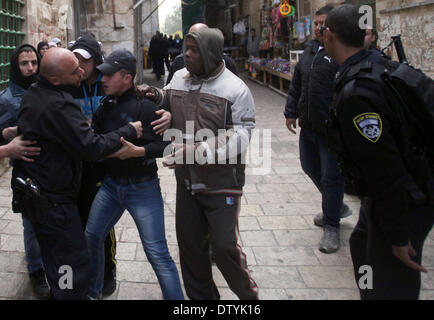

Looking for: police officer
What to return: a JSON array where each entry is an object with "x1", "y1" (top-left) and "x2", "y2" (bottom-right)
[
  {"x1": 323, "y1": 4, "x2": 433, "y2": 299},
  {"x1": 13, "y1": 48, "x2": 142, "y2": 300}
]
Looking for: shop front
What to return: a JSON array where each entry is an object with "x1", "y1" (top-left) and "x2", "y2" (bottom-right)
[{"x1": 243, "y1": 0, "x2": 311, "y2": 96}]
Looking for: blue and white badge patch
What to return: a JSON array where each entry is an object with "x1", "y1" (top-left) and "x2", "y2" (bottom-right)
[
  {"x1": 353, "y1": 113, "x2": 382, "y2": 143},
  {"x1": 226, "y1": 196, "x2": 235, "y2": 205}
]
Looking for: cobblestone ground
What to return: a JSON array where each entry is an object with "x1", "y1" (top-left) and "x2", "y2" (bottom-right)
[{"x1": 0, "y1": 70, "x2": 433, "y2": 300}]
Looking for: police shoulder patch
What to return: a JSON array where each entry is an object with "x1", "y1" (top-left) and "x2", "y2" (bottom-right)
[{"x1": 353, "y1": 112, "x2": 382, "y2": 143}]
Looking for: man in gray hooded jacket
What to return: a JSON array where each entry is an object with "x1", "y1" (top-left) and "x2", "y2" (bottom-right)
[{"x1": 116, "y1": 28, "x2": 258, "y2": 300}]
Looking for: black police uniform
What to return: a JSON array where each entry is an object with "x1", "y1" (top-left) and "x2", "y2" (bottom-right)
[
  {"x1": 13, "y1": 75, "x2": 138, "y2": 299},
  {"x1": 328, "y1": 49, "x2": 434, "y2": 299}
]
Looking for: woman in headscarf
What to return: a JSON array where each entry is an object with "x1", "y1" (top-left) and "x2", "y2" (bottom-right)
[{"x1": 37, "y1": 41, "x2": 49, "y2": 58}]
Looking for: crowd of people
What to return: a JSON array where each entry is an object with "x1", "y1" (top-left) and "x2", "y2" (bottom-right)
[
  {"x1": 0, "y1": 3, "x2": 432, "y2": 302},
  {"x1": 148, "y1": 31, "x2": 183, "y2": 81},
  {"x1": 0, "y1": 24, "x2": 256, "y2": 301}
]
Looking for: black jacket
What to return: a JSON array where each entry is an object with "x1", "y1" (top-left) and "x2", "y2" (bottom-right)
[
  {"x1": 93, "y1": 88, "x2": 170, "y2": 179},
  {"x1": 284, "y1": 40, "x2": 338, "y2": 136},
  {"x1": 330, "y1": 49, "x2": 431, "y2": 246},
  {"x1": 13, "y1": 76, "x2": 137, "y2": 203}
]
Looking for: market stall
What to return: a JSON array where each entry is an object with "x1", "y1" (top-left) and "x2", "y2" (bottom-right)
[{"x1": 244, "y1": 0, "x2": 312, "y2": 96}]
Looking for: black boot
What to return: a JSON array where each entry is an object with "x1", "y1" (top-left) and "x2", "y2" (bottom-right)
[
  {"x1": 29, "y1": 269, "x2": 51, "y2": 299},
  {"x1": 102, "y1": 267, "x2": 117, "y2": 296}
]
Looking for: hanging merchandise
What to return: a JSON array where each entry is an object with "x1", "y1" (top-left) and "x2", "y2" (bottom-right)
[
  {"x1": 279, "y1": 0, "x2": 295, "y2": 17},
  {"x1": 295, "y1": 21, "x2": 306, "y2": 42},
  {"x1": 305, "y1": 17, "x2": 311, "y2": 37},
  {"x1": 272, "y1": 6, "x2": 280, "y2": 25},
  {"x1": 233, "y1": 20, "x2": 247, "y2": 35}
]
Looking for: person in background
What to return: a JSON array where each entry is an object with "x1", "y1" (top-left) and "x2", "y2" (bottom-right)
[
  {"x1": 37, "y1": 42, "x2": 49, "y2": 58},
  {"x1": 246, "y1": 28, "x2": 261, "y2": 57},
  {"x1": 149, "y1": 32, "x2": 165, "y2": 81},
  {"x1": 284, "y1": 4, "x2": 352, "y2": 254},
  {"x1": 51, "y1": 37, "x2": 62, "y2": 48},
  {"x1": 363, "y1": 27, "x2": 378, "y2": 50}
]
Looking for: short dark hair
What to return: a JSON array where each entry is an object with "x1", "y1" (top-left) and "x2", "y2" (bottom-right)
[
  {"x1": 315, "y1": 4, "x2": 334, "y2": 16},
  {"x1": 119, "y1": 69, "x2": 136, "y2": 82},
  {"x1": 325, "y1": 4, "x2": 365, "y2": 48}
]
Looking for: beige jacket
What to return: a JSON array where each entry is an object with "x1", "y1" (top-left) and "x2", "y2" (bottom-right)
[{"x1": 155, "y1": 63, "x2": 256, "y2": 192}]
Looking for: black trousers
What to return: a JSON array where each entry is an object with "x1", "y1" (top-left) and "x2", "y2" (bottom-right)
[
  {"x1": 175, "y1": 183, "x2": 258, "y2": 300},
  {"x1": 77, "y1": 163, "x2": 116, "y2": 276},
  {"x1": 28, "y1": 203, "x2": 90, "y2": 300},
  {"x1": 350, "y1": 197, "x2": 433, "y2": 299}
]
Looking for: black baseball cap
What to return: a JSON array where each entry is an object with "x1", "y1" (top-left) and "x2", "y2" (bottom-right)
[
  {"x1": 96, "y1": 49, "x2": 136, "y2": 75},
  {"x1": 71, "y1": 34, "x2": 104, "y2": 65}
]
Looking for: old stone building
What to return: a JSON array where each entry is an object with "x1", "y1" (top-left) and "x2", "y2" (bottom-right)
[
  {"x1": 23, "y1": 0, "x2": 75, "y2": 47},
  {"x1": 20, "y1": 0, "x2": 160, "y2": 70}
]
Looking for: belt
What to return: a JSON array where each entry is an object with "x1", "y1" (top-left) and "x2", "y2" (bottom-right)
[{"x1": 109, "y1": 174, "x2": 157, "y2": 185}]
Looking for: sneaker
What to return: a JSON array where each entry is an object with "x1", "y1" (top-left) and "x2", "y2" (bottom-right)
[
  {"x1": 319, "y1": 225, "x2": 340, "y2": 254},
  {"x1": 102, "y1": 267, "x2": 117, "y2": 296},
  {"x1": 29, "y1": 269, "x2": 51, "y2": 299},
  {"x1": 313, "y1": 203, "x2": 353, "y2": 227}
]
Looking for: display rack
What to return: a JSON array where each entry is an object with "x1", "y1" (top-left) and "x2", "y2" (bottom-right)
[{"x1": 246, "y1": 61, "x2": 292, "y2": 97}]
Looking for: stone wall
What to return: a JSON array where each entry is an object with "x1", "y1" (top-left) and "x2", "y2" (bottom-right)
[
  {"x1": 309, "y1": 0, "x2": 433, "y2": 77},
  {"x1": 376, "y1": 0, "x2": 433, "y2": 77},
  {"x1": 22, "y1": 0, "x2": 75, "y2": 48},
  {"x1": 84, "y1": 0, "x2": 159, "y2": 56}
]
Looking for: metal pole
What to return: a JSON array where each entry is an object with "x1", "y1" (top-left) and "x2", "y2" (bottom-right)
[
  {"x1": 136, "y1": 0, "x2": 144, "y2": 84},
  {"x1": 142, "y1": 0, "x2": 167, "y2": 25}
]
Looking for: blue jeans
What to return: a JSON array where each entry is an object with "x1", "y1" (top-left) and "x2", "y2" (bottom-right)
[
  {"x1": 22, "y1": 216, "x2": 44, "y2": 274},
  {"x1": 85, "y1": 176, "x2": 184, "y2": 300},
  {"x1": 299, "y1": 128, "x2": 345, "y2": 228}
]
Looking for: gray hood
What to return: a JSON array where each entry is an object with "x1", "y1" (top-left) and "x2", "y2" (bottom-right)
[{"x1": 184, "y1": 28, "x2": 224, "y2": 78}]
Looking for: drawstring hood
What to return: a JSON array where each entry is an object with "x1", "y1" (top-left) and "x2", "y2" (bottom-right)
[
  {"x1": 184, "y1": 28, "x2": 224, "y2": 79},
  {"x1": 9, "y1": 44, "x2": 40, "y2": 90}
]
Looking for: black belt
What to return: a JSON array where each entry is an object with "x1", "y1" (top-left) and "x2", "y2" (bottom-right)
[{"x1": 109, "y1": 173, "x2": 157, "y2": 185}]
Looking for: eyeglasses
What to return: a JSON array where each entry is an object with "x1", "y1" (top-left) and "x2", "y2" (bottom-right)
[{"x1": 320, "y1": 26, "x2": 333, "y2": 36}]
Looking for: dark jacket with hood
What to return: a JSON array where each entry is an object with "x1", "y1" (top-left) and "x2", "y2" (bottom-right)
[
  {"x1": 284, "y1": 39, "x2": 339, "y2": 136},
  {"x1": 154, "y1": 28, "x2": 256, "y2": 192},
  {"x1": 69, "y1": 34, "x2": 105, "y2": 119},
  {"x1": 0, "y1": 44, "x2": 40, "y2": 144}
]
